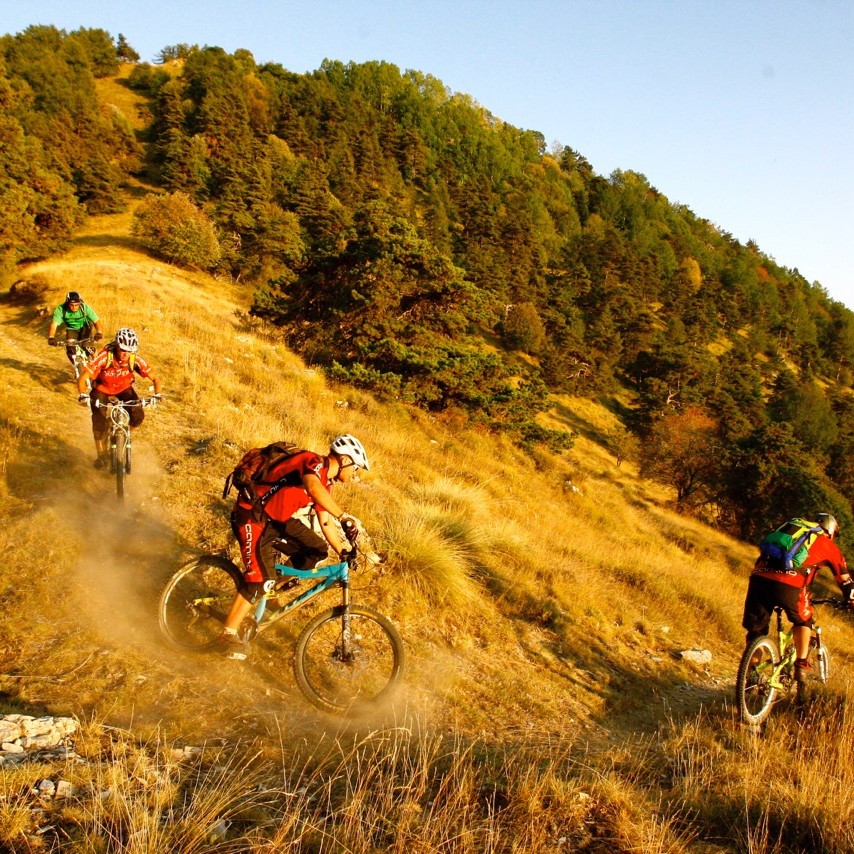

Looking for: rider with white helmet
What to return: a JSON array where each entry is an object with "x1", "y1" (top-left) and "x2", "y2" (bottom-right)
[
  {"x1": 216, "y1": 433, "x2": 371, "y2": 660},
  {"x1": 77, "y1": 328, "x2": 162, "y2": 468}
]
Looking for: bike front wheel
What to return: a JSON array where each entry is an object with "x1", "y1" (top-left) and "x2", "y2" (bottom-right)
[
  {"x1": 158, "y1": 555, "x2": 242, "y2": 651},
  {"x1": 736, "y1": 635, "x2": 782, "y2": 726},
  {"x1": 73, "y1": 356, "x2": 91, "y2": 390},
  {"x1": 294, "y1": 605, "x2": 405, "y2": 714},
  {"x1": 114, "y1": 432, "x2": 127, "y2": 499}
]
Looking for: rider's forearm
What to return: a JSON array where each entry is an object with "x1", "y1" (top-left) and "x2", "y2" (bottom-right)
[
  {"x1": 319, "y1": 513, "x2": 348, "y2": 555},
  {"x1": 304, "y1": 477, "x2": 344, "y2": 519}
]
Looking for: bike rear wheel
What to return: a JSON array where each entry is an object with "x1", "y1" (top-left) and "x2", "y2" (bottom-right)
[
  {"x1": 158, "y1": 555, "x2": 242, "y2": 651},
  {"x1": 294, "y1": 605, "x2": 405, "y2": 714},
  {"x1": 736, "y1": 635, "x2": 782, "y2": 726},
  {"x1": 812, "y1": 642, "x2": 831, "y2": 684}
]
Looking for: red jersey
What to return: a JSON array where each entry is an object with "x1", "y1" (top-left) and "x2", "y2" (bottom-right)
[
  {"x1": 236, "y1": 450, "x2": 332, "y2": 522},
  {"x1": 752, "y1": 533, "x2": 848, "y2": 589},
  {"x1": 88, "y1": 348, "x2": 153, "y2": 395}
]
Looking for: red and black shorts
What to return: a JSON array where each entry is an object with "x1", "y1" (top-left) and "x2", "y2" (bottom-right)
[
  {"x1": 230, "y1": 504, "x2": 329, "y2": 586},
  {"x1": 742, "y1": 574, "x2": 813, "y2": 639}
]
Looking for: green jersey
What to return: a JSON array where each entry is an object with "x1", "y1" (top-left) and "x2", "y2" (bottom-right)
[{"x1": 51, "y1": 302, "x2": 99, "y2": 331}]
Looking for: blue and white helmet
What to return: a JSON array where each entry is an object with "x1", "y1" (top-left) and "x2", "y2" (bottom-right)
[
  {"x1": 330, "y1": 434, "x2": 369, "y2": 470},
  {"x1": 115, "y1": 327, "x2": 139, "y2": 353}
]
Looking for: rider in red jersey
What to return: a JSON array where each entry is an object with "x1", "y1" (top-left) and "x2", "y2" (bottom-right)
[
  {"x1": 742, "y1": 513, "x2": 854, "y2": 680},
  {"x1": 216, "y1": 435, "x2": 369, "y2": 660},
  {"x1": 77, "y1": 328, "x2": 162, "y2": 468}
]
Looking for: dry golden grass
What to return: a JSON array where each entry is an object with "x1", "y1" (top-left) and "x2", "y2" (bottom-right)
[{"x1": 2, "y1": 203, "x2": 854, "y2": 851}]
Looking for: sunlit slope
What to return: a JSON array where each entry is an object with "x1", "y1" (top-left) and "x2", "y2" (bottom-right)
[{"x1": 4, "y1": 217, "x2": 851, "y2": 748}]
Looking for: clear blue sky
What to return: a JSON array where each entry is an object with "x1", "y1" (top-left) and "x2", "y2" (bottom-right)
[{"x1": 6, "y1": 1, "x2": 854, "y2": 309}]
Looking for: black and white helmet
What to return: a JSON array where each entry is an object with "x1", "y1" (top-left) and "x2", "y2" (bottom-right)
[
  {"x1": 816, "y1": 513, "x2": 839, "y2": 539},
  {"x1": 115, "y1": 327, "x2": 139, "y2": 353},
  {"x1": 65, "y1": 291, "x2": 82, "y2": 304},
  {"x1": 330, "y1": 434, "x2": 369, "y2": 470}
]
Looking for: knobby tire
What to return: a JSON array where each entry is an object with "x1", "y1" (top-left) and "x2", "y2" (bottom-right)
[
  {"x1": 294, "y1": 604, "x2": 405, "y2": 714},
  {"x1": 736, "y1": 635, "x2": 781, "y2": 726},
  {"x1": 812, "y1": 642, "x2": 831, "y2": 684},
  {"x1": 158, "y1": 555, "x2": 242, "y2": 651},
  {"x1": 115, "y1": 431, "x2": 127, "y2": 500}
]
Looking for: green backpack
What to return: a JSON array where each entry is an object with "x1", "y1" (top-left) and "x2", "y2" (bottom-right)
[{"x1": 758, "y1": 518, "x2": 824, "y2": 571}]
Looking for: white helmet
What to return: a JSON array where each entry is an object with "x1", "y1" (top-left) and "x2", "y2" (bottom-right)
[
  {"x1": 330, "y1": 434, "x2": 369, "y2": 470},
  {"x1": 115, "y1": 327, "x2": 139, "y2": 353},
  {"x1": 816, "y1": 513, "x2": 839, "y2": 539}
]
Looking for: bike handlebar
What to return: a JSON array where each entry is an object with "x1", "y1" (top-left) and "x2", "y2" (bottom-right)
[
  {"x1": 51, "y1": 338, "x2": 96, "y2": 346},
  {"x1": 93, "y1": 397, "x2": 160, "y2": 409},
  {"x1": 812, "y1": 597, "x2": 847, "y2": 609}
]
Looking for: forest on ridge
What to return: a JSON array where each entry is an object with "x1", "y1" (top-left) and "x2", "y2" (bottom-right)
[{"x1": 3, "y1": 24, "x2": 854, "y2": 542}]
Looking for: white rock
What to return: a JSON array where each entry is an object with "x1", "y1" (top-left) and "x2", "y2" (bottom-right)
[
  {"x1": 679, "y1": 648, "x2": 712, "y2": 664},
  {"x1": 55, "y1": 781, "x2": 76, "y2": 798}
]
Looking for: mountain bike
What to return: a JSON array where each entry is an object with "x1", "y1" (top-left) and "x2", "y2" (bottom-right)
[
  {"x1": 157, "y1": 539, "x2": 405, "y2": 714},
  {"x1": 735, "y1": 597, "x2": 845, "y2": 726},
  {"x1": 93, "y1": 396, "x2": 160, "y2": 500},
  {"x1": 51, "y1": 337, "x2": 96, "y2": 389}
]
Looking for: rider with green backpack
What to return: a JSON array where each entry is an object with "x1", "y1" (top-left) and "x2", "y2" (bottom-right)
[
  {"x1": 742, "y1": 513, "x2": 854, "y2": 680},
  {"x1": 47, "y1": 291, "x2": 103, "y2": 365}
]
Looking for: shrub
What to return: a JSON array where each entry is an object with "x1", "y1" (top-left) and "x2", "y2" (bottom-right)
[
  {"x1": 501, "y1": 302, "x2": 546, "y2": 354},
  {"x1": 132, "y1": 192, "x2": 222, "y2": 269}
]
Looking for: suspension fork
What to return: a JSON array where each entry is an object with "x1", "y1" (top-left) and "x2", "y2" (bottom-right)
[{"x1": 340, "y1": 579, "x2": 353, "y2": 653}]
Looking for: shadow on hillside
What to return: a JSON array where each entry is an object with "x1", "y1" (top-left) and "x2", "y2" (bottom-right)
[
  {"x1": 550, "y1": 398, "x2": 610, "y2": 446},
  {"x1": 122, "y1": 181, "x2": 155, "y2": 200},
  {"x1": 0, "y1": 353, "x2": 76, "y2": 392},
  {"x1": 0, "y1": 692, "x2": 61, "y2": 720},
  {"x1": 472, "y1": 559, "x2": 734, "y2": 735},
  {"x1": 72, "y1": 234, "x2": 144, "y2": 251},
  {"x1": 550, "y1": 395, "x2": 638, "y2": 449}
]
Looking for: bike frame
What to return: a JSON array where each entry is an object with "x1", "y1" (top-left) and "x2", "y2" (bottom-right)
[
  {"x1": 767, "y1": 608, "x2": 796, "y2": 689},
  {"x1": 69, "y1": 339, "x2": 95, "y2": 377},
  {"x1": 250, "y1": 559, "x2": 351, "y2": 637},
  {"x1": 765, "y1": 604, "x2": 827, "y2": 690},
  {"x1": 104, "y1": 400, "x2": 132, "y2": 443},
  {"x1": 94, "y1": 397, "x2": 154, "y2": 442},
  {"x1": 53, "y1": 337, "x2": 95, "y2": 384}
]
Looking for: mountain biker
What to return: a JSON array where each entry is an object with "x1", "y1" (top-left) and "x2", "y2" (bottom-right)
[
  {"x1": 215, "y1": 434, "x2": 370, "y2": 660},
  {"x1": 77, "y1": 328, "x2": 162, "y2": 469},
  {"x1": 47, "y1": 291, "x2": 103, "y2": 364},
  {"x1": 742, "y1": 512, "x2": 854, "y2": 680}
]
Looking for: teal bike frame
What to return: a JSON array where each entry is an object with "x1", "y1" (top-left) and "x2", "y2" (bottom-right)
[{"x1": 248, "y1": 556, "x2": 353, "y2": 636}]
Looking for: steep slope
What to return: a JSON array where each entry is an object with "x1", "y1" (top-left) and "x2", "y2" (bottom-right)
[
  {"x1": 1, "y1": 207, "x2": 759, "y2": 741},
  {"x1": 5, "y1": 205, "x2": 854, "y2": 852}
]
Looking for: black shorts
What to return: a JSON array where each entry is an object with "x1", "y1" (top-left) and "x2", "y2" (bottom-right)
[
  {"x1": 89, "y1": 386, "x2": 144, "y2": 438},
  {"x1": 742, "y1": 574, "x2": 813, "y2": 637}
]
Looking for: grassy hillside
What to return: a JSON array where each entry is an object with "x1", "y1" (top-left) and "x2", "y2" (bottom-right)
[{"x1": 2, "y1": 202, "x2": 854, "y2": 851}]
